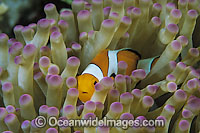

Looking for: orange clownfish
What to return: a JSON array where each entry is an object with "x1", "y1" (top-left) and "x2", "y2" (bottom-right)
[{"x1": 77, "y1": 48, "x2": 159, "y2": 102}]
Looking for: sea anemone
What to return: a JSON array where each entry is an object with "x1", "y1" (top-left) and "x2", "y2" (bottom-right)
[{"x1": 0, "y1": 0, "x2": 200, "y2": 132}]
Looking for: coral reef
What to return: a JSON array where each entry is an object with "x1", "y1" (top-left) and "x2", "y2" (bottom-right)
[{"x1": 0, "y1": 0, "x2": 200, "y2": 132}]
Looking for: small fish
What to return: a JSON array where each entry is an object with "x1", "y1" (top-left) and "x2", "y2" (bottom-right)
[{"x1": 77, "y1": 48, "x2": 158, "y2": 102}]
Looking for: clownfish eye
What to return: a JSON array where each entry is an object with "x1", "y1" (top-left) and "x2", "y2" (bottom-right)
[{"x1": 94, "y1": 81, "x2": 97, "y2": 85}]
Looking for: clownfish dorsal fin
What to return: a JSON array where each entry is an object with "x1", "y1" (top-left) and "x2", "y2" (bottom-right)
[{"x1": 122, "y1": 48, "x2": 141, "y2": 59}]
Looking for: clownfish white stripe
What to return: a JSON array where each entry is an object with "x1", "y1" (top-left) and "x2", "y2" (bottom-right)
[
  {"x1": 82, "y1": 64, "x2": 104, "y2": 81},
  {"x1": 107, "y1": 50, "x2": 119, "y2": 77},
  {"x1": 137, "y1": 56, "x2": 159, "y2": 75}
]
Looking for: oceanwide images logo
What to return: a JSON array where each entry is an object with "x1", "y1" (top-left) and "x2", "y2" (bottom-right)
[{"x1": 35, "y1": 116, "x2": 165, "y2": 129}]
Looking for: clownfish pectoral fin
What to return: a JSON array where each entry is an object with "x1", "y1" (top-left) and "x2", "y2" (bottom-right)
[
  {"x1": 110, "y1": 73, "x2": 116, "y2": 80},
  {"x1": 110, "y1": 73, "x2": 116, "y2": 78},
  {"x1": 137, "y1": 56, "x2": 160, "y2": 76}
]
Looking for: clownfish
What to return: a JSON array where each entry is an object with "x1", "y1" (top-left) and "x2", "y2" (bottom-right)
[{"x1": 77, "y1": 48, "x2": 159, "y2": 102}]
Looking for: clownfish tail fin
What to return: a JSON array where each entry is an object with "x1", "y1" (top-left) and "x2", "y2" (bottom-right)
[
  {"x1": 125, "y1": 48, "x2": 142, "y2": 59},
  {"x1": 137, "y1": 56, "x2": 160, "y2": 76}
]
